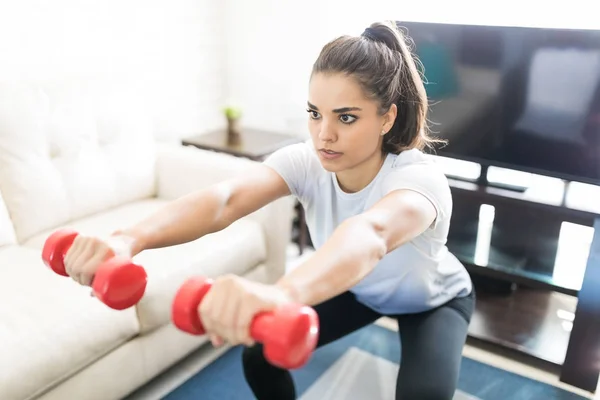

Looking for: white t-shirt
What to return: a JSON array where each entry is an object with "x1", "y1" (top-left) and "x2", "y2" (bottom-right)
[{"x1": 264, "y1": 141, "x2": 472, "y2": 315}]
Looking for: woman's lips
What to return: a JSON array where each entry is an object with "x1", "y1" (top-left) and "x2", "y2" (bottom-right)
[{"x1": 319, "y1": 149, "x2": 343, "y2": 160}]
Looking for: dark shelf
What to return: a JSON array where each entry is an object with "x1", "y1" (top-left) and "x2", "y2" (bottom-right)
[
  {"x1": 447, "y1": 238, "x2": 583, "y2": 296},
  {"x1": 448, "y1": 177, "x2": 600, "y2": 226},
  {"x1": 445, "y1": 175, "x2": 596, "y2": 296},
  {"x1": 468, "y1": 284, "x2": 576, "y2": 366}
]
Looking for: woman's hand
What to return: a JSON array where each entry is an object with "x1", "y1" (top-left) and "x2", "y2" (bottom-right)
[
  {"x1": 63, "y1": 232, "x2": 137, "y2": 287},
  {"x1": 199, "y1": 274, "x2": 295, "y2": 347}
]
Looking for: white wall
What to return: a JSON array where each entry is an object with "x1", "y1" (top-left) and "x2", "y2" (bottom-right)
[
  {"x1": 0, "y1": 0, "x2": 227, "y2": 140},
  {"x1": 1, "y1": 0, "x2": 597, "y2": 140},
  {"x1": 222, "y1": 0, "x2": 372, "y2": 138},
  {"x1": 222, "y1": 0, "x2": 600, "y2": 137}
]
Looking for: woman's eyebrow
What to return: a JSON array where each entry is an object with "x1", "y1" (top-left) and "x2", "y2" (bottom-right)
[
  {"x1": 307, "y1": 101, "x2": 362, "y2": 113},
  {"x1": 332, "y1": 106, "x2": 362, "y2": 113},
  {"x1": 307, "y1": 101, "x2": 319, "y2": 110}
]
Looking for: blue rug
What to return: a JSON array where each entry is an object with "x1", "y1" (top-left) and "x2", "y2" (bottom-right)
[{"x1": 164, "y1": 323, "x2": 587, "y2": 400}]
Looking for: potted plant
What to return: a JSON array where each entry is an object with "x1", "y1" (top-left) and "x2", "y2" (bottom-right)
[{"x1": 223, "y1": 106, "x2": 242, "y2": 146}]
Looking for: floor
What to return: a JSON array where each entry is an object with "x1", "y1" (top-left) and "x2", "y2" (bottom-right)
[{"x1": 126, "y1": 244, "x2": 599, "y2": 400}]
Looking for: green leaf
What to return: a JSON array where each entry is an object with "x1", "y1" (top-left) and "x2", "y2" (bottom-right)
[{"x1": 223, "y1": 106, "x2": 242, "y2": 119}]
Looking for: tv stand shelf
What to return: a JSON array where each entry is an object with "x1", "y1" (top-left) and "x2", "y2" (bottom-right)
[
  {"x1": 447, "y1": 177, "x2": 600, "y2": 393},
  {"x1": 448, "y1": 237, "x2": 581, "y2": 296},
  {"x1": 448, "y1": 177, "x2": 600, "y2": 225},
  {"x1": 467, "y1": 284, "x2": 577, "y2": 367}
]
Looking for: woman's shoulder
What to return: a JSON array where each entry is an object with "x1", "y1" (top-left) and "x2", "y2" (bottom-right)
[
  {"x1": 262, "y1": 139, "x2": 327, "y2": 192},
  {"x1": 386, "y1": 149, "x2": 446, "y2": 176},
  {"x1": 380, "y1": 149, "x2": 452, "y2": 218}
]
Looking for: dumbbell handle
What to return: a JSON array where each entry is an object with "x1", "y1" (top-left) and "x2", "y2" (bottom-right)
[{"x1": 171, "y1": 277, "x2": 285, "y2": 338}]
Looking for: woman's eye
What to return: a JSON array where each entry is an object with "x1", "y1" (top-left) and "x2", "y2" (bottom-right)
[
  {"x1": 306, "y1": 109, "x2": 321, "y2": 119},
  {"x1": 340, "y1": 114, "x2": 357, "y2": 124}
]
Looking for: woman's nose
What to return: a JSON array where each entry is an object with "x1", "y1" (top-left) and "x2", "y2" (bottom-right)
[{"x1": 318, "y1": 121, "x2": 336, "y2": 142}]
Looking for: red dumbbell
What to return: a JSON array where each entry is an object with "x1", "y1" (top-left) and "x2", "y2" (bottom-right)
[
  {"x1": 171, "y1": 276, "x2": 319, "y2": 369},
  {"x1": 42, "y1": 229, "x2": 148, "y2": 310}
]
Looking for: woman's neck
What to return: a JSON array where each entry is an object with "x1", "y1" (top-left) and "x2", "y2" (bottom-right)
[{"x1": 336, "y1": 151, "x2": 386, "y2": 193}]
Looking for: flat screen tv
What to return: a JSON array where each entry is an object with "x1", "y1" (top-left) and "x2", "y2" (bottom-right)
[{"x1": 399, "y1": 20, "x2": 600, "y2": 186}]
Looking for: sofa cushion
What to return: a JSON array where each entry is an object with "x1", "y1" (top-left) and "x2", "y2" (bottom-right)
[
  {"x1": 23, "y1": 198, "x2": 268, "y2": 333},
  {"x1": 0, "y1": 191, "x2": 16, "y2": 247},
  {"x1": 0, "y1": 83, "x2": 156, "y2": 243},
  {"x1": 132, "y1": 218, "x2": 267, "y2": 333},
  {"x1": 0, "y1": 246, "x2": 140, "y2": 400},
  {"x1": 22, "y1": 199, "x2": 173, "y2": 250}
]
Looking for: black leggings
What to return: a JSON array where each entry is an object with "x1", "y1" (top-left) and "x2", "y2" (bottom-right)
[{"x1": 242, "y1": 288, "x2": 475, "y2": 400}]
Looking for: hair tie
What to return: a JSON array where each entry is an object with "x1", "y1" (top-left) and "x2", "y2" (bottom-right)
[{"x1": 362, "y1": 27, "x2": 383, "y2": 43}]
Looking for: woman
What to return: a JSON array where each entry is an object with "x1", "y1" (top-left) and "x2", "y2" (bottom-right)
[{"x1": 64, "y1": 20, "x2": 474, "y2": 399}]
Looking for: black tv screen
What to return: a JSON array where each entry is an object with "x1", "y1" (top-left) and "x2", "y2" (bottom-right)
[{"x1": 400, "y1": 20, "x2": 600, "y2": 185}]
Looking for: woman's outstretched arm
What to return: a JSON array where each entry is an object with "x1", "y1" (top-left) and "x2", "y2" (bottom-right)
[
  {"x1": 122, "y1": 163, "x2": 291, "y2": 256},
  {"x1": 276, "y1": 189, "x2": 437, "y2": 306},
  {"x1": 63, "y1": 163, "x2": 290, "y2": 286}
]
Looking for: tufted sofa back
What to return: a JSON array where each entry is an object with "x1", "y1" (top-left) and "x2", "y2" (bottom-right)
[{"x1": 0, "y1": 82, "x2": 157, "y2": 243}]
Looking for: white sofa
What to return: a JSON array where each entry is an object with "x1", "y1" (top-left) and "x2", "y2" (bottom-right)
[{"x1": 0, "y1": 83, "x2": 294, "y2": 400}]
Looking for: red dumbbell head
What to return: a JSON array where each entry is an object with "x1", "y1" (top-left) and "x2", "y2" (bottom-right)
[
  {"x1": 42, "y1": 229, "x2": 79, "y2": 276},
  {"x1": 171, "y1": 276, "x2": 213, "y2": 334},
  {"x1": 92, "y1": 256, "x2": 148, "y2": 310},
  {"x1": 252, "y1": 304, "x2": 319, "y2": 369}
]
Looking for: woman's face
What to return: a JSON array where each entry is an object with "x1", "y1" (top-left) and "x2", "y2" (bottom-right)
[{"x1": 307, "y1": 72, "x2": 396, "y2": 174}]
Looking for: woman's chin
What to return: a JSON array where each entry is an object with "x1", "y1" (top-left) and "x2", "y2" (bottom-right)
[{"x1": 319, "y1": 160, "x2": 345, "y2": 173}]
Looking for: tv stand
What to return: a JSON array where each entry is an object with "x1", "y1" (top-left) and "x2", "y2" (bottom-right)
[{"x1": 446, "y1": 170, "x2": 600, "y2": 393}]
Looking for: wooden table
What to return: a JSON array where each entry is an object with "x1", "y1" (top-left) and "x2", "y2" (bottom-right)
[
  {"x1": 182, "y1": 128, "x2": 303, "y2": 162},
  {"x1": 182, "y1": 128, "x2": 311, "y2": 254}
]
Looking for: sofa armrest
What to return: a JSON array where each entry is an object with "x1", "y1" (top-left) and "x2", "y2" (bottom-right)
[{"x1": 154, "y1": 143, "x2": 294, "y2": 283}]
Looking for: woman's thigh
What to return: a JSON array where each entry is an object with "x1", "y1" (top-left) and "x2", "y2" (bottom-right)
[
  {"x1": 394, "y1": 291, "x2": 475, "y2": 400},
  {"x1": 315, "y1": 291, "x2": 382, "y2": 348}
]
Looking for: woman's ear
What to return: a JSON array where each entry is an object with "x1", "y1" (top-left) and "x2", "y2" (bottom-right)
[{"x1": 382, "y1": 103, "x2": 397, "y2": 134}]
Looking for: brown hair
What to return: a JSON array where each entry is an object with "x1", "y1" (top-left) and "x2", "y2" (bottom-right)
[{"x1": 311, "y1": 20, "x2": 444, "y2": 153}]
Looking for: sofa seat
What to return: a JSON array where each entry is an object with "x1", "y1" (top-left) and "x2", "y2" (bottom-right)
[
  {"x1": 0, "y1": 246, "x2": 140, "y2": 400},
  {"x1": 22, "y1": 197, "x2": 268, "y2": 334}
]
